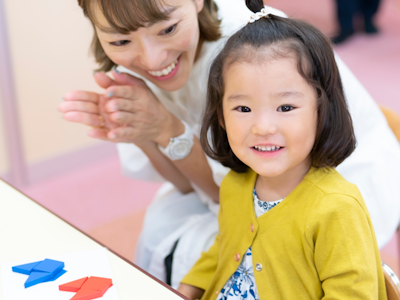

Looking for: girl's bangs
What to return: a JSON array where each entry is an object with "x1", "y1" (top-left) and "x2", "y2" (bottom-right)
[{"x1": 86, "y1": 0, "x2": 171, "y2": 34}]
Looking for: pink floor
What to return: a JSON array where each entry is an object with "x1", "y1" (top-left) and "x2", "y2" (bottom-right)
[{"x1": 18, "y1": 0, "x2": 400, "y2": 272}]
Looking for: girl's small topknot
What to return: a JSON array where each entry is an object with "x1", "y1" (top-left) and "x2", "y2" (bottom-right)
[{"x1": 245, "y1": 0, "x2": 264, "y2": 14}]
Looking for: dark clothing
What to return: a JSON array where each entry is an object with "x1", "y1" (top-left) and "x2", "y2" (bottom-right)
[{"x1": 335, "y1": 0, "x2": 380, "y2": 32}]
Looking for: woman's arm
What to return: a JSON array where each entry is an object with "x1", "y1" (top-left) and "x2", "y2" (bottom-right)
[
  {"x1": 155, "y1": 116, "x2": 220, "y2": 202},
  {"x1": 173, "y1": 136, "x2": 219, "y2": 202},
  {"x1": 138, "y1": 142, "x2": 193, "y2": 194}
]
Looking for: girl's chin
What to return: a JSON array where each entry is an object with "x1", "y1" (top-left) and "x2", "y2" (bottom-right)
[{"x1": 247, "y1": 162, "x2": 286, "y2": 178}]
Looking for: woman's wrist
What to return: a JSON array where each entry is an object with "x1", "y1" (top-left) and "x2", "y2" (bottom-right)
[
  {"x1": 134, "y1": 140, "x2": 158, "y2": 152},
  {"x1": 155, "y1": 114, "x2": 185, "y2": 148}
]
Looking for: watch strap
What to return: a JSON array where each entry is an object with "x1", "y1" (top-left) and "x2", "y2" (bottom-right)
[{"x1": 158, "y1": 121, "x2": 194, "y2": 160}]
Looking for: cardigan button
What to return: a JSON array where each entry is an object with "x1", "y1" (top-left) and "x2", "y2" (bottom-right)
[
  {"x1": 250, "y1": 224, "x2": 254, "y2": 232},
  {"x1": 216, "y1": 290, "x2": 219, "y2": 295},
  {"x1": 255, "y1": 263, "x2": 263, "y2": 271},
  {"x1": 235, "y1": 253, "x2": 240, "y2": 262}
]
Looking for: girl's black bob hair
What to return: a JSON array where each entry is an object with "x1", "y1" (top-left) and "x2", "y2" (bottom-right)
[{"x1": 200, "y1": 0, "x2": 356, "y2": 173}]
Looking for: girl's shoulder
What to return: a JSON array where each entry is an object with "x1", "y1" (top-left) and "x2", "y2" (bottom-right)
[
  {"x1": 220, "y1": 167, "x2": 362, "y2": 200},
  {"x1": 304, "y1": 167, "x2": 370, "y2": 219},
  {"x1": 305, "y1": 167, "x2": 361, "y2": 198},
  {"x1": 219, "y1": 167, "x2": 368, "y2": 217},
  {"x1": 221, "y1": 168, "x2": 255, "y2": 188}
]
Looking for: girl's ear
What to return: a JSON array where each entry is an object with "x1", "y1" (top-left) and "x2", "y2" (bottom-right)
[
  {"x1": 194, "y1": 0, "x2": 204, "y2": 14},
  {"x1": 217, "y1": 108, "x2": 225, "y2": 129}
]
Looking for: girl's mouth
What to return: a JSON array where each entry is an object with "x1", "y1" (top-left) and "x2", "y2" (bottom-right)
[
  {"x1": 253, "y1": 145, "x2": 282, "y2": 152},
  {"x1": 147, "y1": 56, "x2": 181, "y2": 81}
]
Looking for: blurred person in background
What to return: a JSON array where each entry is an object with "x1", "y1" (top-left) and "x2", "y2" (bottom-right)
[{"x1": 333, "y1": 0, "x2": 381, "y2": 44}]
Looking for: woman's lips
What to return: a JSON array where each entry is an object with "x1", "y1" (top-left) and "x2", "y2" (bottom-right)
[{"x1": 147, "y1": 56, "x2": 181, "y2": 81}]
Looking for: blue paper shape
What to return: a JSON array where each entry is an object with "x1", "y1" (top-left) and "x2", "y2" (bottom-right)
[
  {"x1": 11, "y1": 261, "x2": 41, "y2": 275},
  {"x1": 24, "y1": 271, "x2": 53, "y2": 288},
  {"x1": 48, "y1": 269, "x2": 67, "y2": 282},
  {"x1": 12, "y1": 258, "x2": 67, "y2": 288},
  {"x1": 33, "y1": 259, "x2": 64, "y2": 274}
]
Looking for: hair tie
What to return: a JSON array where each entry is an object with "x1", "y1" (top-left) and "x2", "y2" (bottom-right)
[{"x1": 248, "y1": 7, "x2": 275, "y2": 23}]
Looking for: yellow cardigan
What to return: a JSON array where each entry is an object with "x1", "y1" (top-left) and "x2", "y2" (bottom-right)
[{"x1": 181, "y1": 167, "x2": 387, "y2": 300}]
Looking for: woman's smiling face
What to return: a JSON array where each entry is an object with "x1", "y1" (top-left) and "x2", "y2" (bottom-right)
[{"x1": 94, "y1": 0, "x2": 204, "y2": 92}]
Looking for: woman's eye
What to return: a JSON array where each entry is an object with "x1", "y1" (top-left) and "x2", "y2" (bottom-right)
[
  {"x1": 278, "y1": 105, "x2": 294, "y2": 112},
  {"x1": 160, "y1": 24, "x2": 177, "y2": 36},
  {"x1": 110, "y1": 40, "x2": 130, "y2": 47},
  {"x1": 235, "y1": 106, "x2": 251, "y2": 113}
]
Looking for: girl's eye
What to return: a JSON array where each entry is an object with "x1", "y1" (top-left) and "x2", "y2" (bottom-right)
[
  {"x1": 159, "y1": 24, "x2": 178, "y2": 36},
  {"x1": 110, "y1": 40, "x2": 131, "y2": 47},
  {"x1": 235, "y1": 106, "x2": 251, "y2": 113},
  {"x1": 278, "y1": 105, "x2": 294, "y2": 112}
]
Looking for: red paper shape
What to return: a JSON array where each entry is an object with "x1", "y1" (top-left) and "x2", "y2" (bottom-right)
[
  {"x1": 83, "y1": 277, "x2": 113, "y2": 295},
  {"x1": 71, "y1": 288, "x2": 102, "y2": 300},
  {"x1": 59, "y1": 277, "x2": 88, "y2": 292},
  {"x1": 59, "y1": 276, "x2": 113, "y2": 300}
]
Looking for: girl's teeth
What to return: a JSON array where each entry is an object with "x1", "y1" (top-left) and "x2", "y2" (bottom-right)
[
  {"x1": 149, "y1": 60, "x2": 178, "y2": 77},
  {"x1": 254, "y1": 146, "x2": 281, "y2": 152}
]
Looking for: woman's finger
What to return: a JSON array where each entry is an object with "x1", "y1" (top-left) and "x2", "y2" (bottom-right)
[
  {"x1": 94, "y1": 69, "x2": 147, "y2": 90},
  {"x1": 94, "y1": 72, "x2": 116, "y2": 89},
  {"x1": 107, "y1": 126, "x2": 139, "y2": 142},
  {"x1": 108, "y1": 111, "x2": 136, "y2": 124},
  {"x1": 88, "y1": 127, "x2": 132, "y2": 143},
  {"x1": 63, "y1": 90, "x2": 100, "y2": 103},
  {"x1": 104, "y1": 98, "x2": 141, "y2": 113},
  {"x1": 63, "y1": 111, "x2": 106, "y2": 128},
  {"x1": 87, "y1": 128, "x2": 111, "y2": 140},
  {"x1": 104, "y1": 85, "x2": 143, "y2": 101},
  {"x1": 112, "y1": 69, "x2": 147, "y2": 88},
  {"x1": 58, "y1": 100, "x2": 99, "y2": 114}
]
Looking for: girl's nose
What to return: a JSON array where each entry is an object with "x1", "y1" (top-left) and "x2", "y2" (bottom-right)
[
  {"x1": 251, "y1": 113, "x2": 278, "y2": 136},
  {"x1": 136, "y1": 39, "x2": 168, "y2": 71}
]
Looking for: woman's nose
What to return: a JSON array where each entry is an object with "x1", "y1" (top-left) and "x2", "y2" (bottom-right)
[
  {"x1": 136, "y1": 39, "x2": 167, "y2": 71},
  {"x1": 251, "y1": 113, "x2": 278, "y2": 136}
]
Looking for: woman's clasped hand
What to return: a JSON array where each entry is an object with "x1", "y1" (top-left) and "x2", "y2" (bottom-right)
[{"x1": 59, "y1": 70, "x2": 183, "y2": 147}]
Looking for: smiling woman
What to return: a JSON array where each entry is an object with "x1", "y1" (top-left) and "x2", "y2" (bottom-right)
[
  {"x1": 78, "y1": 0, "x2": 221, "y2": 73},
  {"x1": 92, "y1": 0, "x2": 204, "y2": 92}
]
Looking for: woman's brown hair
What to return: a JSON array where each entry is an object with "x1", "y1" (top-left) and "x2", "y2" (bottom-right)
[
  {"x1": 77, "y1": 0, "x2": 221, "y2": 72},
  {"x1": 200, "y1": 0, "x2": 356, "y2": 173}
]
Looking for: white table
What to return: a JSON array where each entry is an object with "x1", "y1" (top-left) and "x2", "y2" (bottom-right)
[{"x1": 0, "y1": 179, "x2": 186, "y2": 299}]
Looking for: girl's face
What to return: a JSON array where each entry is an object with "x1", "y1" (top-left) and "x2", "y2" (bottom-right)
[
  {"x1": 222, "y1": 56, "x2": 318, "y2": 181},
  {"x1": 94, "y1": 0, "x2": 204, "y2": 92}
]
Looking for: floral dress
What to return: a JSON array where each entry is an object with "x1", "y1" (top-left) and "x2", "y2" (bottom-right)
[{"x1": 217, "y1": 189, "x2": 283, "y2": 300}]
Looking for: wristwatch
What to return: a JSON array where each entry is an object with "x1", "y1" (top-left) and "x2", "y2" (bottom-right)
[{"x1": 158, "y1": 121, "x2": 194, "y2": 160}]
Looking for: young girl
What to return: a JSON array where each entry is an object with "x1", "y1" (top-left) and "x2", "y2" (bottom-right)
[{"x1": 178, "y1": 1, "x2": 387, "y2": 299}]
